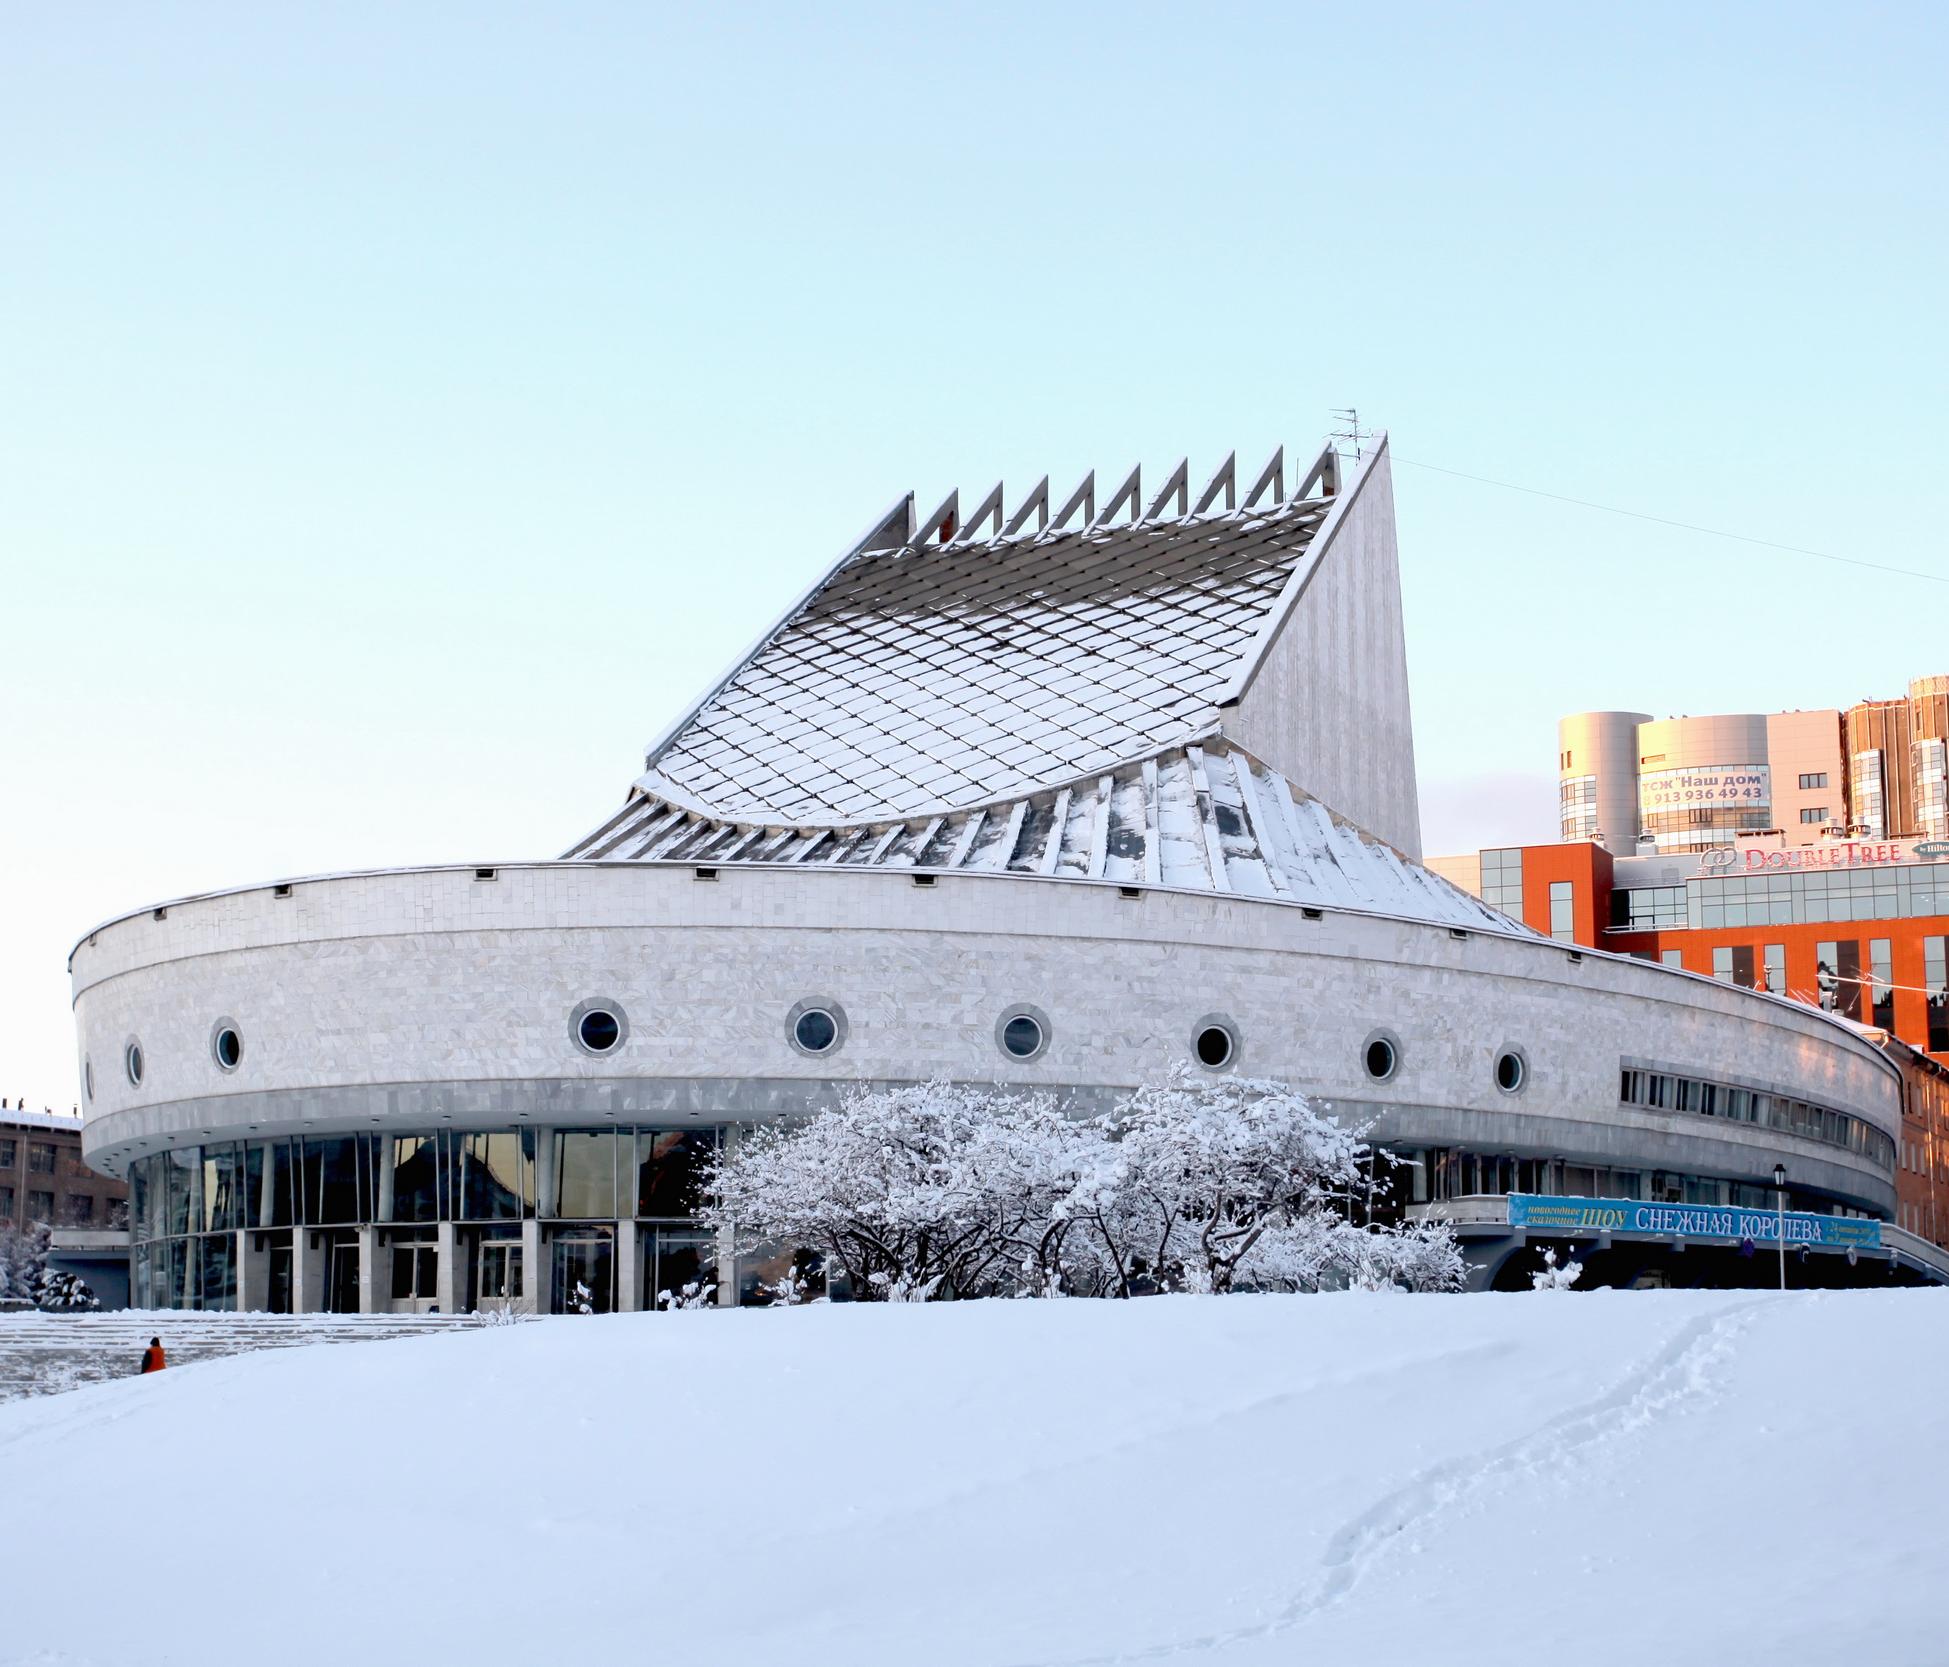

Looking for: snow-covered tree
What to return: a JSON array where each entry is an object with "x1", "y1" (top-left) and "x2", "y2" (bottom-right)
[
  {"x1": 700, "y1": 1081, "x2": 1080, "y2": 1301},
  {"x1": 1531, "y1": 1247, "x2": 1583, "y2": 1291},
  {"x1": 1074, "y1": 1070, "x2": 1369, "y2": 1296},
  {"x1": 704, "y1": 1072, "x2": 1463, "y2": 1302}
]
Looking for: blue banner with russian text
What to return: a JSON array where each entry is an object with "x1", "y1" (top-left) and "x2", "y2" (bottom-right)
[{"x1": 1506, "y1": 1194, "x2": 1881, "y2": 1250}]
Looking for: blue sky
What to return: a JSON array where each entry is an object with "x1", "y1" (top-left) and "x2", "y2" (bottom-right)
[{"x1": 3, "y1": 3, "x2": 1946, "y2": 1109}]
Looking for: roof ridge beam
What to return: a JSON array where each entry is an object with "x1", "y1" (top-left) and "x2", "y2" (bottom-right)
[
  {"x1": 1049, "y1": 470, "x2": 1095, "y2": 532},
  {"x1": 1144, "y1": 457, "x2": 1189, "y2": 521},
  {"x1": 1090, "y1": 463, "x2": 1141, "y2": 529},
  {"x1": 1243, "y1": 445, "x2": 1285, "y2": 509},
  {"x1": 1291, "y1": 442, "x2": 1340, "y2": 502},
  {"x1": 1193, "y1": 451, "x2": 1237, "y2": 514},
  {"x1": 913, "y1": 488, "x2": 960, "y2": 546},
  {"x1": 952, "y1": 481, "x2": 1005, "y2": 544},
  {"x1": 1002, "y1": 475, "x2": 1050, "y2": 536}
]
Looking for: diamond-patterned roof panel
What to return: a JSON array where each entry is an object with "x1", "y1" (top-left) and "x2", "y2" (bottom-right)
[{"x1": 648, "y1": 501, "x2": 1328, "y2": 823}]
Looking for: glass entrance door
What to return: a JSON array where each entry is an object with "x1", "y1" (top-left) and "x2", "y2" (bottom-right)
[
  {"x1": 266, "y1": 1238, "x2": 293, "y2": 1314},
  {"x1": 476, "y1": 1240, "x2": 522, "y2": 1310},
  {"x1": 327, "y1": 1235, "x2": 361, "y2": 1313},
  {"x1": 549, "y1": 1230, "x2": 614, "y2": 1314}
]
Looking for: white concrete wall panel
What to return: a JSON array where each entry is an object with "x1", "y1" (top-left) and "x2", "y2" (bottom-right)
[{"x1": 1222, "y1": 448, "x2": 1423, "y2": 859}]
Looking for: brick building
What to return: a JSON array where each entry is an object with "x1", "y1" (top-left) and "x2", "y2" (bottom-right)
[{"x1": 0, "y1": 1108, "x2": 128, "y2": 1233}]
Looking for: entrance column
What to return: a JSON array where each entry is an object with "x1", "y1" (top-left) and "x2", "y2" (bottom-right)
[
  {"x1": 520, "y1": 1217, "x2": 542, "y2": 1316},
  {"x1": 292, "y1": 1230, "x2": 326, "y2": 1313},
  {"x1": 235, "y1": 1228, "x2": 269, "y2": 1312},
  {"x1": 435, "y1": 1220, "x2": 458, "y2": 1315},
  {"x1": 357, "y1": 1225, "x2": 382, "y2": 1314},
  {"x1": 616, "y1": 1219, "x2": 639, "y2": 1312}
]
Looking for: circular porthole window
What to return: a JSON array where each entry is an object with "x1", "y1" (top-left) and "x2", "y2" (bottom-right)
[
  {"x1": 787, "y1": 999, "x2": 847, "y2": 1057},
  {"x1": 1190, "y1": 1014, "x2": 1239, "y2": 1072},
  {"x1": 995, "y1": 1004, "x2": 1051, "y2": 1062},
  {"x1": 124, "y1": 1040, "x2": 144, "y2": 1087},
  {"x1": 1363, "y1": 1031, "x2": 1400, "y2": 1083},
  {"x1": 83, "y1": 1058, "x2": 94, "y2": 1102},
  {"x1": 569, "y1": 999, "x2": 629, "y2": 1057},
  {"x1": 1495, "y1": 1048, "x2": 1528, "y2": 1095},
  {"x1": 210, "y1": 1019, "x2": 243, "y2": 1073}
]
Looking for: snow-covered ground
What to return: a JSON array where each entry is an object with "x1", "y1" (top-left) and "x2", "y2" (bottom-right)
[{"x1": 0, "y1": 1291, "x2": 1941, "y2": 1666}]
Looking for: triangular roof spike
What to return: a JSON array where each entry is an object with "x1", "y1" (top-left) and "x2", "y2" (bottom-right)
[
  {"x1": 1290, "y1": 442, "x2": 1340, "y2": 503},
  {"x1": 1050, "y1": 469, "x2": 1096, "y2": 532},
  {"x1": 952, "y1": 480, "x2": 1005, "y2": 543},
  {"x1": 1193, "y1": 450, "x2": 1237, "y2": 514},
  {"x1": 1243, "y1": 445, "x2": 1285, "y2": 509},
  {"x1": 1144, "y1": 457, "x2": 1189, "y2": 521},
  {"x1": 856, "y1": 492, "x2": 915, "y2": 552},
  {"x1": 1002, "y1": 475, "x2": 1050, "y2": 537},
  {"x1": 913, "y1": 488, "x2": 959, "y2": 546},
  {"x1": 1090, "y1": 463, "x2": 1141, "y2": 529}
]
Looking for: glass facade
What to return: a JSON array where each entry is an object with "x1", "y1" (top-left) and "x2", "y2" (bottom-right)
[
  {"x1": 1615, "y1": 863, "x2": 1949, "y2": 931},
  {"x1": 1618, "y1": 1065, "x2": 1894, "y2": 1169},
  {"x1": 1559, "y1": 774, "x2": 1599, "y2": 842},
  {"x1": 1481, "y1": 848, "x2": 1524, "y2": 916},
  {"x1": 1852, "y1": 749, "x2": 1887, "y2": 837},
  {"x1": 1918, "y1": 740, "x2": 1949, "y2": 841},
  {"x1": 1929, "y1": 937, "x2": 1949, "y2": 1053},
  {"x1": 1548, "y1": 881, "x2": 1575, "y2": 942},
  {"x1": 127, "y1": 1125, "x2": 720, "y2": 1313}
]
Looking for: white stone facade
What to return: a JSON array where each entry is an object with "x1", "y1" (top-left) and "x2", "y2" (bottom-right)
[{"x1": 72, "y1": 861, "x2": 1900, "y2": 1214}]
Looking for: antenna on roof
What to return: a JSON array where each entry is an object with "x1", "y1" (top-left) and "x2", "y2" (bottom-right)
[{"x1": 1329, "y1": 408, "x2": 1371, "y2": 461}]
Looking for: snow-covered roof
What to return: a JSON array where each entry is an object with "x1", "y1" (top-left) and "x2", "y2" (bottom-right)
[
  {"x1": 637, "y1": 451, "x2": 1338, "y2": 826},
  {"x1": 567, "y1": 740, "x2": 1527, "y2": 936}
]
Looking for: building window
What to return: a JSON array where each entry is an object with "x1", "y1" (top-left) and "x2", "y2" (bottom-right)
[
  {"x1": 570, "y1": 1001, "x2": 628, "y2": 1056},
  {"x1": 27, "y1": 1142, "x2": 56, "y2": 1175},
  {"x1": 1494, "y1": 1049, "x2": 1527, "y2": 1094},
  {"x1": 125, "y1": 1041, "x2": 144, "y2": 1086},
  {"x1": 26, "y1": 1190, "x2": 54, "y2": 1223},
  {"x1": 1548, "y1": 881, "x2": 1575, "y2": 942},
  {"x1": 1558, "y1": 775, "x2": 1599, "y2": 842},
  {"x1": 1362, "y1": 1032, "x2": 1400, "y2": 1082},
  {"x1": 1480, "y1": 847, "x2": 1525, "y2": 916},
  {"x1": 1763, "y1": 943, "x2": 1786, "y2": 996},
  {"x1": 787, "y1": 1000, "x2": 847, "y2": 1057},
  {"x1": 0, "y1": 1185, "x2": 12, "y2": 1217},
  {"x1": 1927, "y1": 937, "x2": 1949, "y2": 1053},
  {"x1": 1661, "y1": 950, "x2": 1684, "y2": 969},
  {"x1": 64, "y1": 1193, "x2": 96, "y2": 1225},
  {"x1": 1798, "y1": 772, "x2": 1829, "y2": 791},
  {"x1": 995, "y1": 1006, "x2": 1050, "y2": 1062},
  {"x1": 1191, "y1": 1017, "x2": 1239, "y2": 1071},
  {"x1": 1851, "y1": 750, "x2": 1887, "y2": 838},
  {"x1": 0, "y1": 1138, "x2": 15, "y2": 1169},
  {"x1": 1816, "y1": 939, "x2": 1864, "y2": 1021},
  {"x1": 1712, "y1": 947, "x2": 1734, "y2": 982},
  {"x1": 1871, "y1": 939, "x2": 1895, "y2": 1029},
  {"x1": 211, "y1": 1023, "x2": 243, "y2": 1073},
  {"x1": 1799, "y1": 807, "x2": 1830, "y2": 824},
  {"x1": 1915, "y1": 740, "x2": 1948, "y2": 841}
]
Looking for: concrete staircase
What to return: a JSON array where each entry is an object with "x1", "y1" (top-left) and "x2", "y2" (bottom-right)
[{"x1": 0, "y1": 1310, "x2": 503, "y2": 1405}]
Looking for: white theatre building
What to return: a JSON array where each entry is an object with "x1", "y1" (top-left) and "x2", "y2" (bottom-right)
[{"x1": 68, "y1": 433, "x2": 1938, "y2": 1309}]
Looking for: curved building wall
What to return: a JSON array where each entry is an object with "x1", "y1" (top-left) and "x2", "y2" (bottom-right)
[
  {"x1": 1558, "y1": 711, "x2": 1649, "y2": 853},
  {"x1": 1633, "y1": 713, "x2": 1773, "y2": 854},
  {"x1": 72, "y1": 864, "x2": 1899, "y2": 1244}
]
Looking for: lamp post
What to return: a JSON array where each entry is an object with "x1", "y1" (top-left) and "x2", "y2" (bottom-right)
[{"x1": 1773, "y1": 1164, "x2": 1788, "y2": 1291}]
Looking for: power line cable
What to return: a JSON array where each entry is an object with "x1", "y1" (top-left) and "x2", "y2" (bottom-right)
[{"x1": 1392, "y1": 455, "x2": 1949, "y2": 588}]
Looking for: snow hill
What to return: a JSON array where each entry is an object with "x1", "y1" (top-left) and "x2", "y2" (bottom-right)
[{"x1": 1, "y1": 1291, "x2": 1943, "y2": 1666}]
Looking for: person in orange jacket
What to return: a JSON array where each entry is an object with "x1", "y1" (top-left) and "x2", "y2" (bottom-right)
[{"x1": 138, "y1": 1337, "x2": 165, "y2": 1375}]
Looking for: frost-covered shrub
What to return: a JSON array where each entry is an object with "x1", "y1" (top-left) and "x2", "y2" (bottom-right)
[
  {"x1": 1530, "y1": 1247, "x2": 1583, "y2": 1292},
  {"x1": 657, "y1": 1279, "x2": 716, "y2": 1310}
]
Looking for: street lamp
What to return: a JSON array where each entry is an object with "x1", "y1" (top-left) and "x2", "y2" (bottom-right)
[{"x1": 1773, "y1": 1164, "x2": 1788, "y2": 1291}]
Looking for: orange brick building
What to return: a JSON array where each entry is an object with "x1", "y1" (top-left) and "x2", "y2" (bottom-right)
[{"x1": 1432, "y1": 835, "x2": 1949, "y2": 1250}]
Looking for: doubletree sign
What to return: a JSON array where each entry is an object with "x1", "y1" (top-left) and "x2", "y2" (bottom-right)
[{"x1": 1702, "y1": 838, "x2": 1947, "y2": 875}]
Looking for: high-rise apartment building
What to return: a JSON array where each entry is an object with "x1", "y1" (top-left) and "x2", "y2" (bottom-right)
[{"x1": 1560, "y1": 676, "x2": 1949, "y2": 855}]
